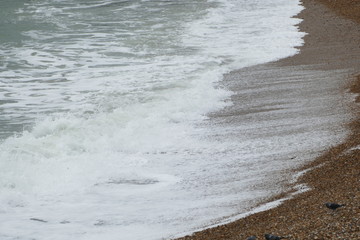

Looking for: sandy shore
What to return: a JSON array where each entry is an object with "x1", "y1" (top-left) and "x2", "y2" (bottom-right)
[{"x1": 175, "y1": 0, "x2": 360, "y2": 239}]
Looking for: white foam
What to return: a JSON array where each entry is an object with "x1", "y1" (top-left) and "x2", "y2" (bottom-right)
[
  {"x1": 0, "y1": 0, "x2": 316, "y2": 240},
  {"x1": 184, "y1": 0, "x2": 304, "y2": 70}
]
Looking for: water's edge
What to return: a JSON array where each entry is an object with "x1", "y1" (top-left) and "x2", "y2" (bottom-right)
[{"x1": 174, "y1": 0, "x2": 360, "y2": 238}]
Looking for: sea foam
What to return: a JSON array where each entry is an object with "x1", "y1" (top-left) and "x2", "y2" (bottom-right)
[{"x1": 0, "y1": 0, "x2": 308, "y2": 239}]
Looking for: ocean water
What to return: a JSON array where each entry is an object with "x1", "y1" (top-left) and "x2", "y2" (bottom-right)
[{"x1": 0, "y1": 0, "x2": 337, "y2": 239}]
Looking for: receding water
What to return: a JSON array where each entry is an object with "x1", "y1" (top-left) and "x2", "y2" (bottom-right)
[{"x1": 1, "y1": 0, "x2": 340, "y2": 240}]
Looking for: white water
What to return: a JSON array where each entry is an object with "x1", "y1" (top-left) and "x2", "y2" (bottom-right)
[{"x1": 0, "y1": 0, "x2": 316, "y2": 239}]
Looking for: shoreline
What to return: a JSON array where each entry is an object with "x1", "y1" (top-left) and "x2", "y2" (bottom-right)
[{"x1": 175, "y1": 0, "x2": 360, "y2": 239}]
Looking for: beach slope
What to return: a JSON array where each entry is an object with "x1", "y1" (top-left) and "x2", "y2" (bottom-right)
[{"x1": 175, "y1": 0, "x2": 360, "y2": 239}]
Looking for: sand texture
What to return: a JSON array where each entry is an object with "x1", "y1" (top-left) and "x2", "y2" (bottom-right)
[
  {"x1": 175, "y1": 0, "x2": 360, "y2": 239},
  {"x1": 317, "y1": 0, "x2": 360, "y2": 24}
]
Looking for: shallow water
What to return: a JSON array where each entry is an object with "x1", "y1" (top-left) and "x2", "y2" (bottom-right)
[{"x1": 0, "y1": 0, "x2": 341, "y2": 239}]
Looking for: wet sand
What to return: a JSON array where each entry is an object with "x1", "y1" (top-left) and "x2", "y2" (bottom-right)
[{"x1": 175, "y1": 0, "x2": 360, "y2": 239}]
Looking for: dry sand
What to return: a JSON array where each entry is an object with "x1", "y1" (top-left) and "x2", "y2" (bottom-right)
[{"x1": 175, "y1": 0, "x2": 360, "y2": 239}]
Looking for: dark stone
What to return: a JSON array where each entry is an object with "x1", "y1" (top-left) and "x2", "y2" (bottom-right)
[
  {"x1": 264, "y1": 234, "x2": 287, "y2": 240},
  {"x1": 246, "y1": 236, "x2": 256, "y2": 240},
  {"x1": 325, "y1": 202, "x2": 345, "y2": 210}
]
